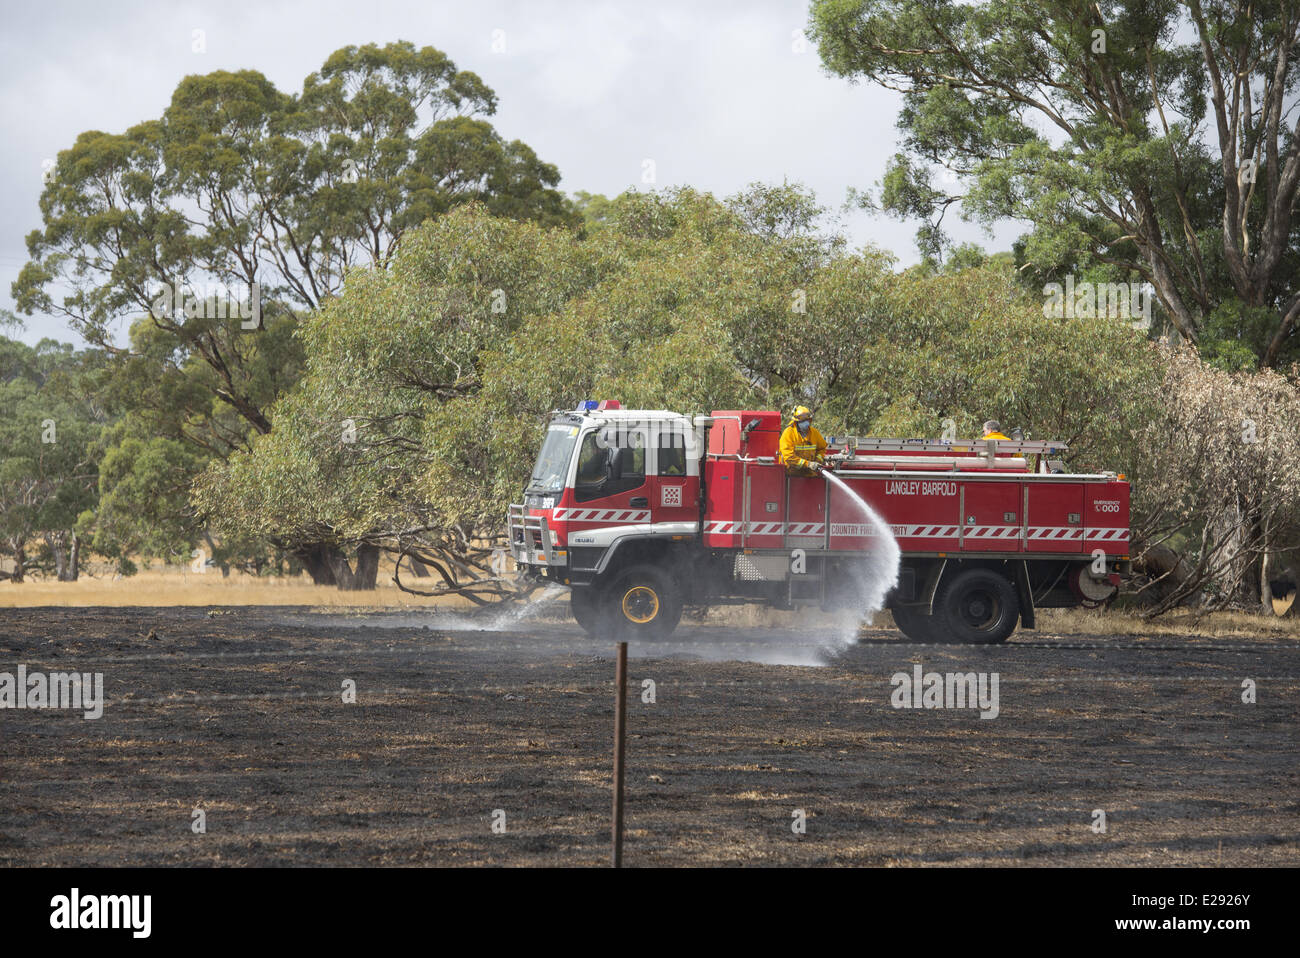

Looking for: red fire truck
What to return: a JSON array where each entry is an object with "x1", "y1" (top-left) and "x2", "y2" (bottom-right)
[{"x1": 508, "y1": 403, "x2": 1130, "y2": 643}]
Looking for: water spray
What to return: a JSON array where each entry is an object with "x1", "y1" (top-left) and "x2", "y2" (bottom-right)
[{"x1": 818, "y1": 464, "x2": 902, "y2": 638}]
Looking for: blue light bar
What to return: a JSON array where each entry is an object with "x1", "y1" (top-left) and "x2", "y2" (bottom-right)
[{"x1": 577, "y1": 400, "x2": 599, "y2": 411}]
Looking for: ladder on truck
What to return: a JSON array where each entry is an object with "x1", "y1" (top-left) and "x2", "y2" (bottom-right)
[
  {"x1": 826, "y1": 436, "x2": 1070, "y2": 472},
  {"x1": 830, "y1": 436, "x2": 1068, "y2": 454}
]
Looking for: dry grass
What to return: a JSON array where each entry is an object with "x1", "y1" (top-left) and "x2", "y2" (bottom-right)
[
  {"x1": 1036, "y1": 603, "x2": 1298, "y2": 639},
  {"x1": 0, "y1": 560, "x2": 475, "y2": 609},
  {"x1": 698, "y1": 599, "x2": 1297, "y2": 639}
]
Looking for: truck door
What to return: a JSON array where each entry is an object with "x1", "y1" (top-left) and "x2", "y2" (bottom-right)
[
  {"x1": 649, "y1": 421, "x2": 698, "y2": 523},
  {"x1": 568, "y1": 424, "x2": 650, "y2": 525}
]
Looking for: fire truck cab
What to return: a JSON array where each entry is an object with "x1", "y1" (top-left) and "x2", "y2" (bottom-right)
[{"x1": 509, "y1": 403, "x2": 1130, "y2": 643}]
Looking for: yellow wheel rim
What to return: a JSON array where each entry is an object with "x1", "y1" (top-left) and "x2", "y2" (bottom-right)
[{"x1": 621, "y1": 585, "x2": 659, "y2": 624}]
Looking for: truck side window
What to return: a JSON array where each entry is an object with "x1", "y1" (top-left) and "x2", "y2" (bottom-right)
[
  {"x1": 576, "y1": 433, "x2": 605, "y2": 484},
  {"x1": 658, "y1": 432, "x2": 686, "y2": 476},
  {"x1": 575, "y1": 426, "x2": 647, "y2": 502}
]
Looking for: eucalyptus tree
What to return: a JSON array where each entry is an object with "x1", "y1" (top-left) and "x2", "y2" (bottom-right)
[{"x1": 809, "y1": 0, "x2": 1300, "y2": 367}]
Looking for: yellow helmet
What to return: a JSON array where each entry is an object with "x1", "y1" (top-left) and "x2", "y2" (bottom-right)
[{"x1": 791, "y1": 405, "x2": 812, "y2": 423}]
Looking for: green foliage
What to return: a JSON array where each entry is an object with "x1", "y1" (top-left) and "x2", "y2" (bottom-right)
[
  {"x1": 0, "y1": 335, "x2": 104, "y2": 576},
  {"x1": 198, "y1": 185, "x2": 1165, "y2": 586},
  {"x1": 14, "y1": 37, "x2": 575, "y2": 448},
  {"x1": 15, "y1": 40, "x2": 576, "y2": 347},
  {"x1": 1201, "y1": 299, "x2": 1283, "y2": 371},
  {"x1": 14, "y1": 39, "x2": 580, "y2": 577},
  {"x1": 195, "y1": 201, "x2": 619, "y2": 554},
  {"x1": 847, "y1": 264, "x2": 1162, "y2": 476},
  {"x1": 808, "y1": 0, "x2": 1300, "y2": 367},
  {"x1": 571, "y1": 191, "x2": 617, "y2": 232},
  {"x1": 91, "y1": 432, "x2": 208, "y2": 563}
]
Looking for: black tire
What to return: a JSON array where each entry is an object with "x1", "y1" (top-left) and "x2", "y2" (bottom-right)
[
  {"x1": 569, "y1": 586, "x2": 610, "y2": 637},
  {"x1": 607, "y1": 565, "x2": 683, "y2": 639},
  {"x1": 890, "y1": 605, "x2": 947, "y2": 642},
  {"x1": 933, "y1": 568, "x2": 1020, "y2": 644}
]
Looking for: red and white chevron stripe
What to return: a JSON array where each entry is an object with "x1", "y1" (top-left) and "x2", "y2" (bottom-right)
[
  {"x1": 1084, "y1": 527, "x2": 1130, "y2": 541},
  {"x1": 705, "y1": 520, "x2": 827, "y2": 535},
  {"x1": 964, "y1": 525, "x2": 1022, "y2": 539},
  {"x1": 900, "y1": 525, "x2": 961, "y2": 537},
  {"x1": 785, "y1": 522, "x2": 824, "y2": 535},
  {"x1": 553, "y1": 508, "x2": 651, "y2": 522},
  {"x1": 1027, "y1": 526, "x2": 1083, "y2": 539},
  {"x1": 703, "y1": 521, "x2": 1129, "y2": 544}
]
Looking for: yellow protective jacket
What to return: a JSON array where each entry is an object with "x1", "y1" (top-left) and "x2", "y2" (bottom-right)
[
  {"x1": 779, "y1": 423, "x2": 828, "y2": 470},
  {"x1": 983, "y1": 431, "x2": 1010, "y2": 440}
]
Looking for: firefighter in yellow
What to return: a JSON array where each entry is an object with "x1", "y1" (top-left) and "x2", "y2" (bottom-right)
[
  {"x1": 779, "y1": 406, "x2": 828, "y2": 476},
  {"x1": 982, "y1": 420, "x2": 1010, "y2": 440}
]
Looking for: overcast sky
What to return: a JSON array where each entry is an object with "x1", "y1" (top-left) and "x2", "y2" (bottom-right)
[{"x1": 0, "y1": 0, "x2": 1019, "y2": 347}]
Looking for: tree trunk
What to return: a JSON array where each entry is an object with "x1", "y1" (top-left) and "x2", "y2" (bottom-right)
[
  {"x1": 1133, "y1": 544, "x2": 1196, "y2": 606},
  {"x1": 46, "y1": 531, "x2": 68, "y2": 581},
  {"x1": 1209, "y1": 499, "x2": 1255, "y2": 607},
  {"x1": 203, "y1": 532, "x2": 230, "y2": 578},
  {"x1": 327, "y1": 549, "x2": 356, "y2": 589},
  {"x1": 295, "y1": 543, "x2": 340, "y2": 586},
  {"x1": 1259, "y1": 524, "x2": 1274, "y2": 615},
  {"x1": 11, "y1": 543, "x2": 25, "y2": 583},
  {"x1": 352, "y1": 543, "x2": 380, "y2": 590},
  {"x1": 291, "y1": 543, "x2": 379, "y2": 590},
  {"x1": 327, "y1": 543, "x2": 380, "y2": 591},
  {"x1": 1276, "y1": 559, "x2": 1299, "y2": 619},
  {"x1": 44, "y1": 530, "x2": 79, "y2": 582}
]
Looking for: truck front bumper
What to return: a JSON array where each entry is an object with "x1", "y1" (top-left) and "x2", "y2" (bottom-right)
[{"x1": 507, "y1": 503, "x2": 567, "y2": 568}]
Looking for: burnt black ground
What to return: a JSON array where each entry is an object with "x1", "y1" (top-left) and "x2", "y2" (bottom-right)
[{"x1": 1, "y1": 605, "x2": 1297, "y2": 866}]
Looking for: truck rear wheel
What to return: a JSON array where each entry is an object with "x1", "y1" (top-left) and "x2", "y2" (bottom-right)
[
  {"x1": 890, "y1": 605, "x2": 947, "y2": 642},
  {"x1": 609, "y1": 565, "x2": 682, "y2": 639},
  {"x1": 934, "y1": 568, "x2": 1019, "y2": 644}
]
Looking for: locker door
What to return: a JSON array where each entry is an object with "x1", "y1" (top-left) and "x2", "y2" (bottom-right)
[
  {"x1": 785, "y1": 474, "x2": 827, "y2": 549},
  {"x1": 961, "y1": 482, "x2": 1022, "y2": 552},
  {"x1": 1026, "y1": 483, "x2": 1084, "y2": 553}
]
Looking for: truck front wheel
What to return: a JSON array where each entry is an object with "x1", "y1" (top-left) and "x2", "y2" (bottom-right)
[
  {"x1": 569, "y1": 586, "x2": 610, "y2": 637},
  {"x1": 934, "y1": 568, "x2": 1020, "y2": 644},
  {"x1": 609, "y1": 565, "x2": 683, "y2": 639}
]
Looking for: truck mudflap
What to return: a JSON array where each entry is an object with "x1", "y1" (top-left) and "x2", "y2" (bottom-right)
[
  {"x1": 922, "y1": 558, "x2": 947, "y2": 612},
  {"x1": 1014, "y1": 559, "x2": 1036, "y2": 629}
]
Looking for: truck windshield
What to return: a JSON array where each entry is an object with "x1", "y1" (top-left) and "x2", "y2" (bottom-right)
[{"x1": 527, "y1": 423, "x2": 581, "y2": 493}]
